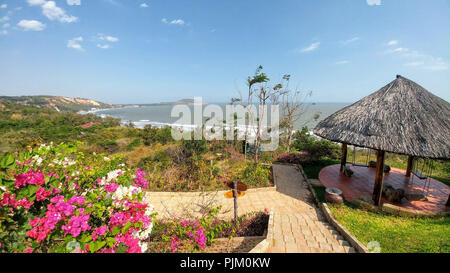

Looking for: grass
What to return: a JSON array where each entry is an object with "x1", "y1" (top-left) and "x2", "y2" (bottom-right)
[
  {"x1": 312, "y1": 184, "x2": 450, "y2": 253},
  {"x1": 329, "y1": 204, "x2": 450, "y2": 253},
  {"x1": 301, "y1": 158, "x2": 339, "y2": 179}
]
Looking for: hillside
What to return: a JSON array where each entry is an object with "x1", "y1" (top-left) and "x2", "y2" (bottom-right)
[
  {"x1": 0, "y1": 95, "x2": 114, "y2": 112},
  {"x1": 0, "y1": 98, "x2": 120, "y2": 152}
]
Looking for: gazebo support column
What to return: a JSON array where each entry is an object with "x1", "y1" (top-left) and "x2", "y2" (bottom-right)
[
  {"x1": 405, "y1": 155, "x2": 414, "y2": 177},
  {"x1": 372, "y1": 150, "x2": 385, "y2": 206},
  {"x1": 340, "y1": 144, "x2": 347, "y2": 172}
]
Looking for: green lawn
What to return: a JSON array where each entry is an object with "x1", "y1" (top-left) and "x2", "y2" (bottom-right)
[
  {"x1": 312, "y1": 180, "x2": 450, "y2": 253},
  {"x1": 329, "y1": 203, "x2": 450, "y2": 253},
  {"x1": 301, "y1": 158, "x2": 339, "y2": 179}
]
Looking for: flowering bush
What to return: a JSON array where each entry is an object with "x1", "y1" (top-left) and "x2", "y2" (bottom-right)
[
  {"x1": 277, "y1": 152, "x2": 310, "y2": 164},
  {"x1": 147, "y1": 208, "x2": 270, "y2": 253},
  {"x1": 0, "y1": 142, "x2": 155, "y2": 253},
  {"x1": 148, "y1": 206, "x2": 228, "y2": 253}
]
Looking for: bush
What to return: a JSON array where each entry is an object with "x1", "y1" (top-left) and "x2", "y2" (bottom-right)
[
  {"x1": 239, "y1": 163, "x2": 271, "y2": 187},
  {"x1": 126, "y1": 138, "x2": 141, "y2": 151},
  {"x1": 181, "y1": 139, "x2": 207, "y2": 158},
  {"x1": 141, "y1": 125, "x2": 173, "y2": 146},
  {"x1": 98, "y1": 139, "x2": 119, "y2": 153},
  {"x1": 292, "y1": 127, "x2": 340, "y2": 163},
  {"x1": 0, "y1": 142, "x2": 155, "y2": 253}
]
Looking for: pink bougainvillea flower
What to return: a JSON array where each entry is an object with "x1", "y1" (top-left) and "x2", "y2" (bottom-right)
[
  {"x1": 134, "y1": 168, "x2": 148, "y2": 189},
  {"x1": 14, "y1": 170, "x2": 45, "y2": 189},
  {"x1": 170, "y1": 235, "x2": 179, "y2": 253},
  {"x1": 18, "y1": 198, "x2": 33, "y2": 209},
  {"x1": 104, "y1": 183, "x2": 119, "y2": 193},
  {"x1": 36, "y1": 187, "x2": 52, "y2": 202}
]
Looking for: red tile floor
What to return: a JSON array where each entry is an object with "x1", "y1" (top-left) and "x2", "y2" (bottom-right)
[{"x1": 319, "y1": 164, "x2": 450, "y2": 213}]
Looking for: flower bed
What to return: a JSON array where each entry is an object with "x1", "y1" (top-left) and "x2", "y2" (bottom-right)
[
  {"x1": 147, "y1": 210, "x2": 269, "y2": 253},
  {"x1": 0, "y1": 142, "x2": 155, "y2": 253},
  {"x1": 276, "y1": 152, "x2": 310, "y2": 165}
]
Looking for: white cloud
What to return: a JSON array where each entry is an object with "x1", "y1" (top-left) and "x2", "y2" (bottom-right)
[
  {"x1": 3, "y1": 23, "x2": 10, "y2": 28},
  {"x1": 393, "y1": 47, "x2": 406, "y2": 52},
  {"x1": 385, "y1": 45, "x2": 449, "y2": 71},
  {"x1": 140, "y1": 3, "x2": 148, "y2": 8},
  {"x1": 387, "y1": 40, "x2": 398, "y2": 46},
  {"x1": 103, "y1": 0, "x2": 120, "y2": 6},
  {"x1": 42, "y1": 1, "x2": 77, "y2": 23},
  {"x1": 366, "y1": 0, "x2": 381, "y2": 6},
  {"x1": 27, "y1": 0, "x2": 46, "y2": 6},
  {"x1": 67, "y1": 0, "x2": 81, "y2": 5},
  {"x1": 98, "y1": 34, "x2": 119, "y2": 42},
  {"x1": 335, "y1": 60, "x2": 350, "y2": 65},
  {"x1": 105, "y1": 36, "x2": 118, "y2": 42},
  {"x1": 0, "y1": 4, "x2": 7, "y2": 9},
  {"x1": 97, "y1": 44, "x2": 110, "y2": 49},
  {"x1": 300, "y1": 42, "x2": 320, "y2": 52},
  {"x1": 18, "y1": 20, "x2": 46, "y2": 31},
  {"x1": 404, "y1": 61, "x2": 424, "y2": 67},
  {"x1": 27, "y1": 0, "x2": 78, "y2": 23},
  {"x1": 67, "y1": 36, "x2": 84, "y2": 51},
  {"x1": 0, "y1": 16, "x2": 9, "y2": 23},
  {"x1": 0, "y1": 30, "x2": 7, "y2": 35},
  {"x1": 96, "y1": 34, "x2": 118, "y2": 49},
  {"x1": 162, "y1": 18, "x2": 185, "y2": 25},
  {"x1": 170, "y1": 19, "x2": 184, "y2": 25},
  {"x1": 340, "y1": 37, "x2": 360, "y2": 46}
]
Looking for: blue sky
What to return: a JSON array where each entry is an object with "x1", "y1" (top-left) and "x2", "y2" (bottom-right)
[{"x1": 0, "y1": 0, "x2": 449, "y2": 104}]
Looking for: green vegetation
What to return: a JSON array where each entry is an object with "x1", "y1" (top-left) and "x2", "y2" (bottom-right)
[
  {"x1": 0, "y1": 99, "x2": 274, "y2": 192},
  {"x1": 294, "y1": 126, "x2": 450, "y2": 253},
  {"x1": 0, "y1": 95, "x2": 113, "y2": 112},
  {"x1": 290, "y1": 127, "x2": 449, "y2": 186},
  {"x1": 311, "y1": 172, "x2": 450, "y2": 253},
  {"x1": 0, "y1": 99, "x2": 120, "y2": 153},
  {"x1": 330, "y1": 202, "x2": 450, "y2": 253}
]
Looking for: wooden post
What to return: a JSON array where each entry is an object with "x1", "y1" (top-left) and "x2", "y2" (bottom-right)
[
  {"x1": 405, "y1": 155, "x2": 414, "y2": 177},
  {"x1": 372, "y1": 150, "x2": 385, "y2": 206},
  {"x1": 446, "y1": 194, "x2": 450, "y2": 207},
  {"x1": 233, "y1": 181, "x2": 238, "y2": 224},
  {"x1": 340, "y1": 143, "x2": 348, "y2": 172}
]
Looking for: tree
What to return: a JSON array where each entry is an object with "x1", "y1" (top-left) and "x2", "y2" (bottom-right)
[
  {"x1": 279, "y1": 75, "x2": 312, "y2": 153},
  {"x1": 253, "y1": 80, "x2": 283, "y2": 162},
  {"x1": 244, "y1": 66, "x2": 269, "y2": 160}
]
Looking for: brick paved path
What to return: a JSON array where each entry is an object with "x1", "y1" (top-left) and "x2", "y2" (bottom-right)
[{"x1": 146, "y1": 164, "x2": 354, "y2": 253}]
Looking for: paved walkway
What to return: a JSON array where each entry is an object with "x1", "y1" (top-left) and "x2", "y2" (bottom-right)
[{"x1": 146, "y1": 164, "x2": 354, "y2": 253}]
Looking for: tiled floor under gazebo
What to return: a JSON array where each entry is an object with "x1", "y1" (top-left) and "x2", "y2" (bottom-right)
[{"x1": 319, "y1": 164, "x2": 450, "y2": 214}]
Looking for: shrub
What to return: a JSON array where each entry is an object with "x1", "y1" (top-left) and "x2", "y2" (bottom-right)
[
  {"x1": 98, "y1": 139, "x2": 119, "y2": 153},
  {"x1": 292, "y1": 127, "x2": 340, "y2": 163},
  {"x1": 181, "y1": 139, "x2": 207, "y2": 158},
  {"x1": 148, "y1": 206, "x2": 236, "y2": 253},
  {"x1": 126, "y1": 138, "x2": 141, "y2": 151},
  {"x1": 0, "y1": 142, "x2": 155, "y2": 253},
  {"x1": 141, "y1": 125, "x2": 173, "y2": 146},
  {"x1": 239, "y1": 163, "x2": 271, "y2": 187}
]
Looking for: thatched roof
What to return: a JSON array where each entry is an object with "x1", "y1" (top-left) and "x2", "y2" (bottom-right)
[{"x1": 314, "y1": 75, "x2": 450, "y2": 159}]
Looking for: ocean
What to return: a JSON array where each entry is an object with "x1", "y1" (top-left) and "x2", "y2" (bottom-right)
[{"x1": 89, "y1": 103, "x2": 349, "y2": 132}]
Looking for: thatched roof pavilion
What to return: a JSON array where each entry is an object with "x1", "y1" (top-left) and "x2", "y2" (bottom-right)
[{"x1": 314, "y1": 75, "x2": 450, "y2": 206}]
